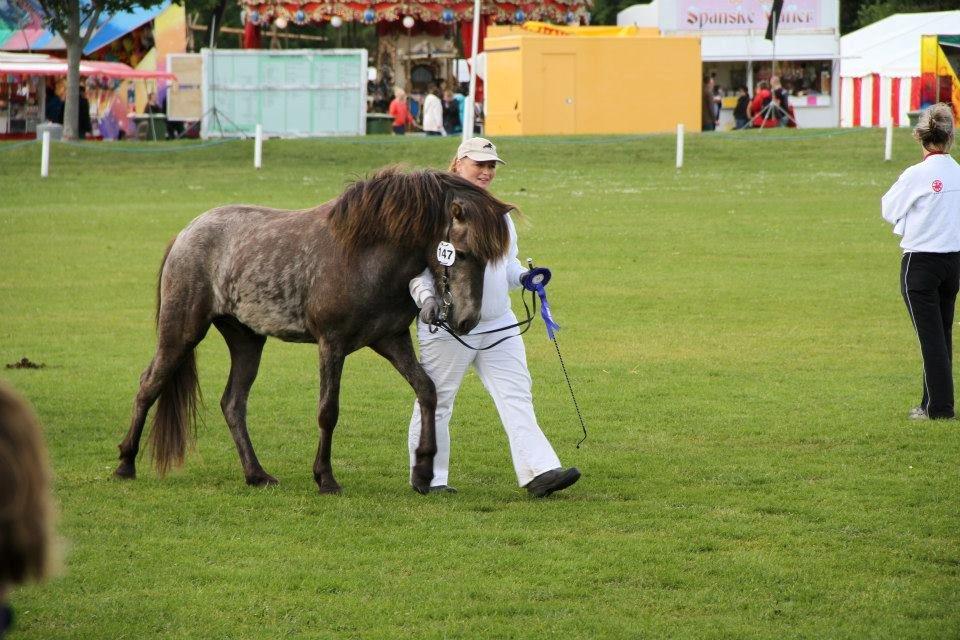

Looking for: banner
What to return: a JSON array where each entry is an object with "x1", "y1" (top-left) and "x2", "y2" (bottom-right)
[
  {"x1": 677, "y1": 0, "x2": 819, "y2": 32},
  {"x1": 920, "y1": 34, "x2": 960, "y2": 122}
]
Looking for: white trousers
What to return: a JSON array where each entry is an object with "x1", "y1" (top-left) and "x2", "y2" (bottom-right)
[{"x1": 407, "y1": 312, "x2": 562, "y2": 487}]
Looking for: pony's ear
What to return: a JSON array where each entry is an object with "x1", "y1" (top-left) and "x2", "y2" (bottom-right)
[{"x1": 450, "y1": 200, "x2": 464, "y2": 222}]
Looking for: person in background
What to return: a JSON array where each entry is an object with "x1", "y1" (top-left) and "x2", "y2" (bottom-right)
[
  {"x1": 0, "y1": 382, "x2": 58, "y2": 639},
  {"x1": 771, "y1": 76, "x2": 791, "y2": 127},
  {"x1": 422, "y1": 84, "x2": 444, "y2": 136},
  {"x1": 442, "y1": 89, "x2": 461, "y2": 135},
  {"x1": 882, "y1": 103, "x2": 960, "y2": 420},
  {"x1": 454, "y1": 87, "x2": 466, "y2": 131},
  {"x1": 78, "y1": 86, "x2": 92, "y2": 139},
  {"x1": 145, "y1": 92, "x2": 163, "y2": 115},
  {"x1": 748, "y1": 81, "x2": 778, "y2": 128},
  {"x1": 388, "y1": 87, "x2": 415, "y2": 135},
  {"x1": 701, "y1": 75, "x2": 717, "y2": 131},
  {"x1": 713, "y1": 83, "x2": 723, "y2": 123},
  {"x1": 733, "y1": 85, "x2": 751, "y2": 130},
  {"x1": 407, "y1": 137, "x2": 582, "y2": 498},
  {"x1": 44, "y1": 80, "x2": 63, "y2": 125}
]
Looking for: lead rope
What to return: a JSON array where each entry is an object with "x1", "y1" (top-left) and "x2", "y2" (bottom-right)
[
  {"x1": 430, "y1": 286, "x2": 537, "y2": 351},
  {"x1": 552, "y1": 335, "x2": 587, "y2": 448}
]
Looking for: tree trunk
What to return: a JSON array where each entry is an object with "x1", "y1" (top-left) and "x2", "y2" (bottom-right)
[{"x1": 61, "y1": 1, "x2": 82, "y2": 141}]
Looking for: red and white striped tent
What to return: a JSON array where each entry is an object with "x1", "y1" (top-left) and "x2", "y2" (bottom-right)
[{"x1": 840, "y1": 11, "x2": 960, "y2": 127}]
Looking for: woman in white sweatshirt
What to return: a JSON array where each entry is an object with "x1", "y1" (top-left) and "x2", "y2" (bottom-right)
[
  {"x1": 421, "y1": 85, "x2": 445, "y2": 136},
  {"x1": 407, "y1": 137, "x2": 581, "y2": 496},
  {"x1": 882, "y1": 103, "x2": 960, "y2": 419}
]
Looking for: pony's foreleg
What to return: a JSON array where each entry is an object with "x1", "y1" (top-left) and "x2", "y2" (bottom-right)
[
  {"x1": 313, "y1": 341, "x2": 345, "y2": 494},
  {"x1": 371, "y1": 332, "x2": 436, "y2": 495},
  {"x1": 214, "y1": 317, "x2": 275, "y2": 487}
]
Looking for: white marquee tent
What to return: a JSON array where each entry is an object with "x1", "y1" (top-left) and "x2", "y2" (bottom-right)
[{"x1": 840, "y1": 10, "x2": 960, "y2": 127}]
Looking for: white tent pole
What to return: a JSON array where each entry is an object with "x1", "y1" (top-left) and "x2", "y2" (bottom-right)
[
  {"x1": 463, "y1": 0, "x2": 481, "y2": 141},
  {"x1": 40, "y1": 129, "x2": 50, "y2": 178},
  {"x1": 254, "y1": 123, "x2": 263, "y2": 169},
  {"x1": 676, "y1": 123, "x2": 684, "y2": 169},
  {"x1": 885, "y1": 119, "x2": 893, "y2": 161}
]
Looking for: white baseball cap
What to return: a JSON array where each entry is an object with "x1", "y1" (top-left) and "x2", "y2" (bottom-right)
[{"x1": 456, "y1": 137, "x2": 506, "y2": 164}]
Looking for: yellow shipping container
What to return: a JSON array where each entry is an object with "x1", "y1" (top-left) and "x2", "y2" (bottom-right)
[{"x1": 484, "y1": 30, "x2": 702, "y2": 135}]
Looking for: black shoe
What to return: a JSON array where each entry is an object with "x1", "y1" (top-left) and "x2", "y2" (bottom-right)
[
  {"x1": 427, "y1": 485, "x2": 457, "y2": 494},
  {"x1": 525, "y1": 467, "x2": 581, "y2": 498}
]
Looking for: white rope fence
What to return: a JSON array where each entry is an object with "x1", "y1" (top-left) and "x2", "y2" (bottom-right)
[{"x1": 15, "y1": 122, "x2": 900, "y2": 178}]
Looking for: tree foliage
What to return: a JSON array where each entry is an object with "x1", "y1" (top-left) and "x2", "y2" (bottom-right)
[
  {"x1": 590, "y1": 0, "x2": 639, "y2": 26},
  {"x1": 839, "y1": 0, "x2": 959, "y2": 34},
  {"x1": 35, "y1": 0, "x2": 164, "y2": 42}
]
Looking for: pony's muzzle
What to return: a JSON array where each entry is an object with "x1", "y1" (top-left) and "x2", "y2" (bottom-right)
[{"x1": 454, "y1": 315, "x2": 479, "y2": 335}]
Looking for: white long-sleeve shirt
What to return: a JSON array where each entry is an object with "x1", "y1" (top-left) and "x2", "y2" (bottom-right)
[
  {"x1": 422, "y1": 94, "x2": 445, "y2": 135},
  {"x1": 882, "y1": 153, "x2": 960, "y2": 252},
  {"x1": 410, "y1": 214, "x2": 525, "y2": 334}
]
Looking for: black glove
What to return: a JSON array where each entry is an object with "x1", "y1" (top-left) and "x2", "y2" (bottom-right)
[{"x1": 420, "y1": 297, "x2": 439, "y2": 324}]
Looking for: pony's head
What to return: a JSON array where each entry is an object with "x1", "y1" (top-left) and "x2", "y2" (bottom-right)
[
  {"x1": 329, "y1": 167, "x2": 513, "y2": 334},
  {"x1": 429, "y1": 172, "x2": 513, "y2": 334}
]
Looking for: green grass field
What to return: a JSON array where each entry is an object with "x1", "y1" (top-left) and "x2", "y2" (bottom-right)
[{"x1": 1, "y1": 129, "x2": 958, "y2": 639}]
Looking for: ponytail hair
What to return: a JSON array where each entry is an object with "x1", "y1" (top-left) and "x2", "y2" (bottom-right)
[
  {"x1": 914, "y1": 103, "x2": 955, "y2": 153},
  {"x1": 0, "y1": 382, "x2": 58, "y2": 586}
]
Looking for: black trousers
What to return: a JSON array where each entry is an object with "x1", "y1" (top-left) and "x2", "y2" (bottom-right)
[{"x1": 901, "y1": 251, "x2": 960, "y2": 418}]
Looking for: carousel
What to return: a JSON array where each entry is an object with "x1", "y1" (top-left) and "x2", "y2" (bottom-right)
[{"x1": 237, "y1": 1, "x2": 592, "y2": 103}]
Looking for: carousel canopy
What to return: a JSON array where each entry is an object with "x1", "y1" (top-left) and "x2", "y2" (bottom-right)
[{"x1": 237, "y1": 0, "x2": 592, "y2": 28}]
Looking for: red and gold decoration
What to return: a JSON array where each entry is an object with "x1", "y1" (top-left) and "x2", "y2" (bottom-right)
[
  {"x1": 238, "y1": 1, "x2": 590, "y2": 31},
  {"x1": 238, "y1": 1, "x2": 592, "y2": 104}
]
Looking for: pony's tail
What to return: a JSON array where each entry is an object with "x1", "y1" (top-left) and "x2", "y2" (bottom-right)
[
  {"x1": 150, "y1": 236, "x2": 199, "y2": 476},
  {"x1": 149, "y1": 349, "x2": 199, "y2": 477}
]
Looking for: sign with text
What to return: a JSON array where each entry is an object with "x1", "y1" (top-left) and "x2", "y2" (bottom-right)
[
  {"x1": 200, "y1": 48, "x2": 368, "y2": 138},
  {"x1": 677, "y1": 0, "x2": 820, "y2": 32}
]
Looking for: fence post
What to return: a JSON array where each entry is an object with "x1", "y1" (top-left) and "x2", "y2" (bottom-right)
[
  {"x1": 884, "y1": 120, "x2": 893, "y2": 162},
  {"x1": 40, "y1": 130, "x2": 50, "y2": 178},
  {"x1": 676, "y1": 123, "x2": 684, "y2": 169},
  {"x1": 254, "y1": 124, "x2": 263, "y2": 170}
]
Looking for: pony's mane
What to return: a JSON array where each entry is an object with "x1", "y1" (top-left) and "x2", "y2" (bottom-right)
[{"x1": 328, "y1": 166, "x2": 512, "y2": 261}]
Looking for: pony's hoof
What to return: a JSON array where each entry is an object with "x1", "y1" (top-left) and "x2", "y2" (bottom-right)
[
  {"x1": 411, "y1": 465, "x2": 434, "y2": 494},
  {"x1": 411, "y1": 481, "x2": 431, "y2": 495},
  {"x1": 246, "y1": 473, "x2": 279, "y2": 487},
  {"x1": 318, "y1": 481, "x2": 342, "y2": 495},
  {"x1": 114, "y1": 461, "x2": 136, "y2": 479}
]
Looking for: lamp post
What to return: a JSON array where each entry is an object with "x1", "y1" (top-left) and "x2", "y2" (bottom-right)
[
  {"x1": 331, "y1": 15, "x2": 343, "y2": 48},
  {"x1": 463, "y1": 0, "x2": 480, "y2": 139},
  {"x1": 402, "y1": 15, "x2": 415, "y2": 93}
]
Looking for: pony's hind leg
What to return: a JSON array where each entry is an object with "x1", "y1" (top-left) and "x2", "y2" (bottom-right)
[
  {"x1": 213, "y1": 317, "x2": 276, "y2": 487},
  {"x1": 313, "y1": 340, "x2": 345, "y2": 494},
  {"x1": 116, "y1": 265, "x2": 212, "y2": 480},
  {"x1": 115, "y1": 355, "x2": 168, "y2": 479},
  {"x1": 115, "y1": 331, "x2": 203, "y2": 479}
]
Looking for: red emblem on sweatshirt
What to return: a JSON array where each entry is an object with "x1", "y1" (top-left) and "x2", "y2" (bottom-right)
[{"x1": 933, "y1": 179, "x2": 943, "y2": 193}]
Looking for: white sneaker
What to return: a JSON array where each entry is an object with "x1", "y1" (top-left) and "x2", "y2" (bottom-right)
[{"x1": 908, "y1": 406, "x2": 929, "y2": 421}]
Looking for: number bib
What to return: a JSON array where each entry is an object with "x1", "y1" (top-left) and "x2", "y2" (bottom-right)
[{"x1": 436, "y1": 241, "x2": 456, "y2": 266}]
